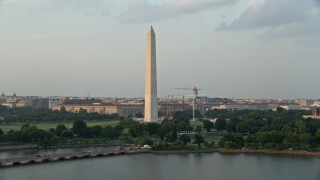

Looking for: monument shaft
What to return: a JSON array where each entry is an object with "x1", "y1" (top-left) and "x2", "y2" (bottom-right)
[{"x1": 144, "y1": 26, "x2": 158, "y2": 123}]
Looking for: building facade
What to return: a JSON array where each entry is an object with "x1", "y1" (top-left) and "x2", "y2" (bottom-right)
[{"x1": 53, "y1": 103, "x2": 144, "y2": 117}]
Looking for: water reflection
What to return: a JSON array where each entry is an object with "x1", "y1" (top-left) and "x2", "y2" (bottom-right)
[{"x1": 0, "y1": 152, "x2": 320, "y2": 180}]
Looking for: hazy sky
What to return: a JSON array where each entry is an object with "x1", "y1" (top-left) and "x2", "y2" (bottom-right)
[{"x1": 0, "y1": 0, "x2": 319, "y2": 99}]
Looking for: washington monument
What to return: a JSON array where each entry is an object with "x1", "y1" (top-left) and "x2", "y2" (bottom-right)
[{"x1": 144, "y1": 26, "x2": 158, "y2": 123}]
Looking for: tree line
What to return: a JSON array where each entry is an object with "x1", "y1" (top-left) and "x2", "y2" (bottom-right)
[
  {"x1": 0, "y1": 111, "x2": 207, "y2": 150},
  {"x1": 205, "y1": 108, "x2": 320, "y2": 151},
  {"x1": 0, "y1": 106, "x2": 119, "y2": 123},
  {"x1": 1, "y1": 106, "x2": 319, "y2": 152}
]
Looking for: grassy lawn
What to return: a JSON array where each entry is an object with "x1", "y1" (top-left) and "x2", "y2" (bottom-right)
[
  {"x1": 190, "y1": 121, "x2": 203, "y2": 129},
  {"x1": 0, "y1": 120, "x2": 120, "y2": 133},
  {"x1": 204, "y1": 134, "x2": 222, "y2": 143}
]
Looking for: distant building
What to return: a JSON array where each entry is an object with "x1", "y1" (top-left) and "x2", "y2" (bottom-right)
[
  {"x1": 294, "y1": 99, "x2": 314, "y2": 107},
  {"x1": 0, "y1": 93, "x2": 6, "y2": 104},
  {"x1": 16, "y1": 101, "x2": 27, "y2": 108},
  {"x1": 49, "y1": 98, "x2": 64, "y2": 110},
  {"x1": 303, "y1": 106, "x2": 320, "y2": 119},
  {"x1": 1, "y1": 102, "x2": 16, "y2": 108},
  {"x1": 118, "y1": 104, "x2": 145, "y2": 117},
  {"x1": 53, "y1": 103, "x2": 144, "y2": 117},
  {"x1": 160, "y1": 103, "x2": 189, "y2": 119},
  {"x1": 226, "y1": 103, "x2": 275, "y2": 111},
  {"x1": 313, "y1": 101, "x2": 320, "y2": 107},
  {"x1": 26, "y1": 98, "x2": 49, "y2": 109},
  {"x1": 278, "y1": 103, "x2": 305, "y2": 110},
  {"x1": 312, "y1": 107, "x2": 320, "y2": 116},
  {"x1": 207, "y1": 104, "x2": 227, "y2": 110}
]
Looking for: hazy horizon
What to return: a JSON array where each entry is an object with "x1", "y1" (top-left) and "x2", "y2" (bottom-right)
[{"x1": 1, "y1": 0, "x2": 319, "y2": 99}]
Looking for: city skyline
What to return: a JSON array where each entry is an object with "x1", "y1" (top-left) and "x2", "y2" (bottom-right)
[{"x1": 0, "y1": 0, "x2": 320, "y2": 99}]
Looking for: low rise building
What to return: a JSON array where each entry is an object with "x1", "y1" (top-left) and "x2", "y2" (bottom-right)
[
  {"x1": 303, "y1": 106, "x2": 320, "y2": 119},
  {"x1": 226, "y1": 103, "x2": 275, "y2": 111},
  {"x1": 1, "y1": 102, "x2": 16, "y2": 108},
  {"x1": 49, "y1": 98, "x2": 64, "y2": 110},
  {"x1": 160, "y1": 103, "x2": 189, "y2": 119},
  {"x1": 278, "y1": 103, "x2": 305, "y2": 110},
  {"x1": 53, "y1": 103, "x2": 144, "y2": 117}
]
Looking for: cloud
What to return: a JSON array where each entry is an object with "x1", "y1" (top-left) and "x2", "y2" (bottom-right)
[
  {"x1": 248, "y1": 0, "x2": 266, "y2": 8},
  {"x1": 34, "y1": 0, "x2": 112, "y2": 16},
  {"x1": 216, "y1": 0, "x2": 320, "y2": 43},
  {"x1": 18, "y1": 31, "x2": 86, "y2": 41},
  {"x1": 310, "y1": 7, "x2": 320, "y2": 16},
  {"x1": 217, "y1": 0, "x2": 315, "y2": 30},
  {"x1": 118, "y1": 0, "x2": 237, "y2": 23},
  {"x1": 262, "y1": 19, "x2": 320, "y2": 40}
]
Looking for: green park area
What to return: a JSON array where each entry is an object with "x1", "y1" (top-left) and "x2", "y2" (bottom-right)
[{"x1": 1, "y1": 105, "x2": 320, "y2": 152}]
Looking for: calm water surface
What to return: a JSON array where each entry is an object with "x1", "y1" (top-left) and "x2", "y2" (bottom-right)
[{"x1": 1, "y1": 151, "x2": 320, "y2": 180}]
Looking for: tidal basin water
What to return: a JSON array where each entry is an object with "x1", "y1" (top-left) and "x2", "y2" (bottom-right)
[{"x1": 1, "y1": 151, "x2": 320, "y2": 180}]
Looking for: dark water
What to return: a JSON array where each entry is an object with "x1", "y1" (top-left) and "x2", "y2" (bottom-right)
[{"x1": 1, "y1": 152, "x2": 320, "y2": 180}]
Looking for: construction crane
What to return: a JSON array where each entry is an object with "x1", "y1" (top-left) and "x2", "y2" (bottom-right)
[{"x1": 175, "y1": 86, "x2": 201, "y2": 121}]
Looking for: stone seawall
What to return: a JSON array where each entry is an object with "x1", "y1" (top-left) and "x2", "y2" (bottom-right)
[
  {"x1": 151, "y1": 149, "x2": 218, "y2": 154},
  {"x1": 218, "y1": 149, "x2": 320, "y2": 157},
  {"x1": 0, "y1": 145, "x2": 38, "y2": 151}
]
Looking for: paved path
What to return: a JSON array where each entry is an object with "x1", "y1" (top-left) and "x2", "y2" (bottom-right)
[{"x1": 0, "y1": 148, "x2": 149, "y2": 167}]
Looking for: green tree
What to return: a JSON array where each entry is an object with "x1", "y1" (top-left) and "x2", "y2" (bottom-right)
[
  {"x1": 90, "y1": 125, "x2": 103, "y2": 138},
  {"x1": 21, "y1": 124, "x2": 30, "y2": 131},
  {"x1": 195, "y1": 126, "x2": 202, "y2": 133},
  {"x1": 55, "y1": 124, "x2": 67, "y2": 136},
  {"x1": 101, "y1": 126, "x2": 115, "y2": 138},
  {"x1": 136, "y1": 113, "x2": 144, "y2": 118},
  {"x1": 72, "y1": 120, "x2": 87, "y2": 137},
  {"x1": 60, "y1": 106, "x2": 67, "y2": 113},
  {"x1": 61, "y1": 130, "x2": 74, "y2": 139},
  {"x1": 0, "y1": 128, "x2": 4, "y2": 141},
  {"x1": 128, "y1": 123, "x2": 146, "y2": 138},
  {"x1": 224, "y1": 141, "x2": 238, "y2": 149},
  {"x1": 146, "y1": 123, "x2": 161, "y2": 136},
  {"x1": 79, "y1": 108, "x2": 88, "y2": 115},
  {"x1": 140, "y1": 137, "x2": 154, "y2": 146},
  {"x1": 179, "y1": 134, "x2": 191, "y2": 145},
  {"x1": 215, "y1": 119, "x2": 226, "y2": 132},
  {"x1": 203, "y1": 120, "x2": 213, "y2": 132},
  {"x1": 255, "y1": 131, "x2": 268, "y2": 146},
  {"x1": 299, "y1": 133, "x2": 312, "y2": 144},
  {"x1": 113, "y1": 125, "x2": 123, "y2": 137},
  {"x1": 193, "y1": 134, "x2": 204, "y2": 146},
  {"x1": 235, "y1": 121, "x2": 251, "y2": 133},
  {"x1": 315, "y1": 129, "x2": 320, "y2": 143},
  {"x1": 219, "y1": 133, "x2": 244, "y2": 148}
]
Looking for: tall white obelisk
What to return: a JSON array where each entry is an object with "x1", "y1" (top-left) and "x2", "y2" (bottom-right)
[{"x1": 144, "y1": 26, "x2": 158, "y2": 123}]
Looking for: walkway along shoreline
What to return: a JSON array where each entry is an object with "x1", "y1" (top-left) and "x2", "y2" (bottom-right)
[
  {"x1": 0, "y1": 148, "x2": 149, "y2": 168},
  {"x1": 2, "y1": 148, "x2": 320, "y2": 168},
  {"x1": 217, "y1": 149, "x2": 320, "y2": 157},
  {"x1": 0, "y1": 143, "x2": 135, "y2": 152},
  {"x1": 152, "y1": 149, "x2": 320, "y2": 157}
]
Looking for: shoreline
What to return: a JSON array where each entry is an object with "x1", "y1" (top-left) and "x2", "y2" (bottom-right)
[
  {"x1": 49, "y1": 143, "x2": 134, "y2": 149},
  {"x1": 217, "y1": 149, "x2": 320, "y2": 157},
  {"x1": 0, "y1": 144, "x2": 38, "y2": 151},
  {"x1": 2, "y1": 144, "x2": 320, "y2": 158},
  {"x1": 151, "y1": 149, "x2": 218, "y2": 154},
  {"x1": 0, "y1": 143, "x2": 134, "y2": 152},
  {"x1": 151, "y1": 148, "x2": 320, "y2": 158}
]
